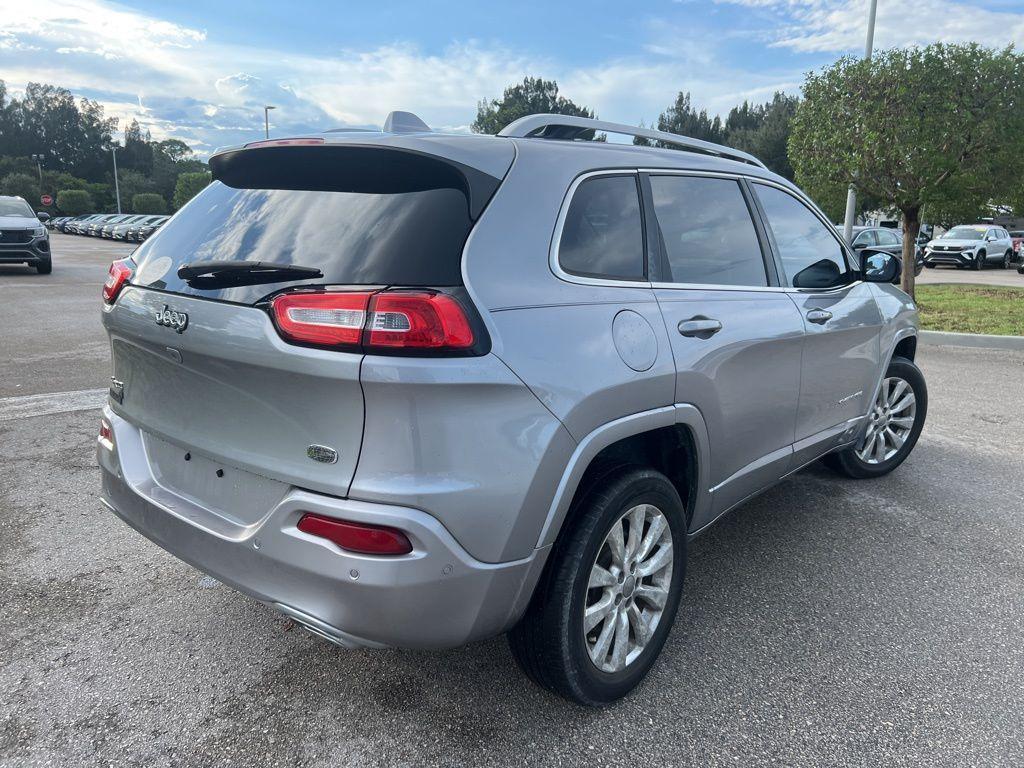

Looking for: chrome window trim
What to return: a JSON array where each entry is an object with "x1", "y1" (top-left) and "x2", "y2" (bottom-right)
[
  {"x1": 549, "y1": 169, "x2": 651, "y2": 289},
  {"x1": 549, "y1": 168, "x2": 864, "y2": 295}
]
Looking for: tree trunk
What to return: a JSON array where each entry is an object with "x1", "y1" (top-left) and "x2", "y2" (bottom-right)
[{"x1": 900, "y1": 207, "x2": 921, "y2": 300}]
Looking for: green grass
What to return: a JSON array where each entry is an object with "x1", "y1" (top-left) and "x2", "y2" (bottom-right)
[{"x1": 915, "y1": 284, "x2": 1024, "y2": 336}]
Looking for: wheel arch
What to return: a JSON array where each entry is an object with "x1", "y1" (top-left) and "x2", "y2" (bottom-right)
[{"x1": 534, "y1": 405, "x2": 712, "y2": 552}]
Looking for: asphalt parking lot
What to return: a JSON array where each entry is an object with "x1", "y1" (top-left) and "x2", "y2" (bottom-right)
[{"x1": 2, "y1": 234, "x2": 1023, "y2": 766}]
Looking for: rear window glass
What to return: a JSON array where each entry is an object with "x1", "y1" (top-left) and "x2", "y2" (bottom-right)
[
  {"x1": 131, "y1": 165, "x2": 475, "y2": 305},
  {"x1": 558, "y1": 175, "x2": 645, "y2": 281}
]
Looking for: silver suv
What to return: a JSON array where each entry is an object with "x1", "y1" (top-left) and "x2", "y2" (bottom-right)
[
  {"x1": 923, "y1": 224, "x2": 1015, "y2": 270},
  {"x1": 98, "y1": 112, "x2": 927, "y2": 705}
]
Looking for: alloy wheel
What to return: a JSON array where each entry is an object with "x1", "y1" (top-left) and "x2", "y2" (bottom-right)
[
  {"x1": 856, "y1": 376, "x2": 917, "y2": 465},
  {"x1": 584, "y1": 504, "x2": 673, "y2": 673}
]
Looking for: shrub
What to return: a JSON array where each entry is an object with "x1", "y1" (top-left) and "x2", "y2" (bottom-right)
[
  {"x1": 56, "y1": 189, "x2": 94, "y2": 215},
  {"x1": 131, "y1": 192, "x2": 167, "y2": 214}
]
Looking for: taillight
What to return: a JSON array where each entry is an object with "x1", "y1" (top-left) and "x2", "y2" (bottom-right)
[
  {"x1": 271, "y1": 291, "x2": 372, "y2": 347},
  {"x1": 102, "y1": 259, "x2": 133, "y2": 304},
  {"x1": 270, "y1": 290, "x2": 475, "y2": 353},
  {"x1": 366, "y1": 292, "x2": 474, "y2": 350},
  {"x1": 297, "y1": 513, "x2": 413, "y2": 556}
]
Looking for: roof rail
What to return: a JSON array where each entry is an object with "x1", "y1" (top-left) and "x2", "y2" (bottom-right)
[{"x1": 498, "y1": 113, "x2": 767, "y2": 169}]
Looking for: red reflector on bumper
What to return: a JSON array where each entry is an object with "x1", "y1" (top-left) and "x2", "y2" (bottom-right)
[{"x1": 297, "y1": 513, "x2": 413, "y2": 556}]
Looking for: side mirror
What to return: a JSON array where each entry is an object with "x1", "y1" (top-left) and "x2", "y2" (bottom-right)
[
  {"x1": 36, "y1": 211, "x2": 50, "y2": 221},
  {"x1": 986, "y1": 234, "x2": 997, "y2": 242},
  {"x1": 861, "y1": 248, "x2": 901, "y2": 283},
  {"x1": 792, "y1": 258, "x2": 845, "y2": 289},
  {"x1": 852, "y1": 241, "x2": 866, "y2": 250}
]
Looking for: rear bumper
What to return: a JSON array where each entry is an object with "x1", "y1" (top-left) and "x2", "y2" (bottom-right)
[{"x1": 98, "y1": 406, "x2": 547, "y2": 649}]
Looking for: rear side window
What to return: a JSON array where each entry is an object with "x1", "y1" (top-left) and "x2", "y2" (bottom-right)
[
  {"x1": 649, "y1": 175, "x2": 767, "y2": 287},
  {"x1": 753, "y1": 183, "x2": 853, "y2": 289},
  {"x1": 876, "y1": 229, "x2": 901, "y2": 246},
  {"x1": 130, "y1": 145, "x2": 489, "y2": 305},
  {"x1": 558, "y1": 175, "x2": 645, "y2": 281}
]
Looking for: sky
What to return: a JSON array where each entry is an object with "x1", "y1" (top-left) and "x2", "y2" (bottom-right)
[{"x1": 1, "y1": 0, "x2": 1023, "y2": 155}]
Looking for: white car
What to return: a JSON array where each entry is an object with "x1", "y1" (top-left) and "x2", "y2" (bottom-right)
[{"x1": 924, "y1": 225, "x2": 1015, "y2": 270}]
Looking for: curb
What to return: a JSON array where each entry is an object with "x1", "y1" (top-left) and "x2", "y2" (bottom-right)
[{"x1": 919, "y1": 330, "x2": 1024, "y2": 351}]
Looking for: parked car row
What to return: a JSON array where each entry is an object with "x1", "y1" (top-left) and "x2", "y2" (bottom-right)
[{"x1": 47, "y1": 213, "x2": 169, "y2": 242}]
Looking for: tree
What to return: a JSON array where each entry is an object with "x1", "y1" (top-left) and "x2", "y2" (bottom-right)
[
  {"x1": 173, "y1": 171, "x2": 211, "y2": 210},
  {"x1": 724, "y1": 93, "x2": 799, "y2": 181},
  {"x1": 1, "y1": 172, "x2": 38, "y2": 203},
  {"x1": 120, "y1": 119, "x2": 154, "y2": 175},
  {"x1": 637, "y1": 92, "x2": 724, "y2": 147},
  {"x1": 131, "y1": 193, "x2": 166, "y2": 214},
  {"x1": 151, "y1": 139, "x2": 203, "y2": 202},
  {"x1": 472, "y1": 77, "x2": 594, "y2": 135},
  {"x1": 790, "y1": 43, "x2": 1024, "y2": 298},
  {"x1": 56, "y1": 189, "x2": 94, "y2": 215},
  {"x1": 115, "y1": 169, "x2": 154, "y2": 208}
]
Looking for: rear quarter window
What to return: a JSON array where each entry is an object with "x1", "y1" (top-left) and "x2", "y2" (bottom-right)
[{"x1": 557, "y1": 174, "x2": 645, "y2": 281}]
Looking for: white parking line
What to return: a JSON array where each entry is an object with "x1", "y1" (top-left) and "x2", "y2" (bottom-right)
[{"x1": 0, "y1": 388, "x2": 107, "y2": 421}]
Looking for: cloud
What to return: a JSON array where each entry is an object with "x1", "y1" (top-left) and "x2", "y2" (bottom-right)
[
  {"x1": 718, "y1": 0, "x2": 1024, "y2": 53},
  {"x1": 3, "y1": 0, "x2": 1020, "y2": 156}
]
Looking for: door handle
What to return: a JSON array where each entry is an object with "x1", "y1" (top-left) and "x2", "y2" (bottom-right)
[
  {"x1": 678, "y1": 316, "x2": 722, "y2": 338},
  {"x1": 806, "y1": 308, "x2": 833, "y2": 324}
]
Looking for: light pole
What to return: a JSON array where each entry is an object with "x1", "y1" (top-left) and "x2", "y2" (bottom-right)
[
  {"x1": 106, "y1": 144, "x2": 122, "y2": 214},
  {"x1": 842, "y1": 0, "x2": 879, "y2": 244},
  {"x1": 30, "y1": 153, "x2": 44, "y2": 194},
  {"x1": 264, "y1": 105, "x2": 275, "y2": 139}
]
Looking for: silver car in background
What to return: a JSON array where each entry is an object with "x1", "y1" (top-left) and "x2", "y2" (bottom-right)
[
  {"x1": 98, "y1": 112, "x2": 927, "y2": 705},
  {"x1": 923, "y1": 224, "x2": 1015, "y2": 269}
]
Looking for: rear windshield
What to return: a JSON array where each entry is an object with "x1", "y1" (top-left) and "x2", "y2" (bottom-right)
[{"x1": 131, "y1": 149, "x2": 480, "y2": 305}]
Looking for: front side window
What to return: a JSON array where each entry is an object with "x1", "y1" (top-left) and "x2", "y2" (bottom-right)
[
  {"x1": 754, "y1": 183, "x2": 852, "y2": 289},
  {"x1": 649, "y1": 175, "x2": 767, "y2": 286},
  {"x1": 558, "y1": 175, "x2": 645, "y2": 281},
  {"x1": 853, "y1": 230, "x2": 877, "y2": 248}
]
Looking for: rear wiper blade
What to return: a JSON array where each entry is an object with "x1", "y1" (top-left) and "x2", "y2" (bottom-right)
[{"x1": 177, "y1": 260, "x2": 323, "y2": 288}]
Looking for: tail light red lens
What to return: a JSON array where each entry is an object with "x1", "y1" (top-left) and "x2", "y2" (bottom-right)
[
  {"x1": 102, "y1": 259, "x2": 134, "y2": 304},
  {"x1": 297, "y1": 513, "x2": 413, "y2": 556},
  {"x1": 270, "y1": 290, "x2": 475, "y2": 353},
  {"x1": 367, "y1": 292, "x2": 474, "y2": 350},
  {"x1": 271, "y1": 291, "x2": 371, "y2": 347}
]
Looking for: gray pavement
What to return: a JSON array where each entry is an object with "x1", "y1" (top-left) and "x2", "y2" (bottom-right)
[
  {"x1": 2, "y1": 235, "x2": 1023, "y2": 766},
  {"x1": 917, "y1": 263, "x2": 1024, "y2": 288}
]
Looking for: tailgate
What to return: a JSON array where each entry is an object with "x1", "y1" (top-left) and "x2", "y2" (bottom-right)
[{"x1": 103, "y1": 286, "x2": 364, "y2": 497}]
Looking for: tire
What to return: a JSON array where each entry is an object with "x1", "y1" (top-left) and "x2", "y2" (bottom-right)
[
  {"x1": 508, "y1": 466, "x2": 687, "y2": 706},
  {"x1": 35, "y1": 256, "x2": 52, "y2": 275},
  {"x1": 1003, "y1": 251, "x2": 1012, "y2": 269},
  {"x1": 973, "y1": 251, "x2": 985, "y2": 270},
  {"x1": 823, "y1": 356, "x2": 927, "y2": 480}
]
